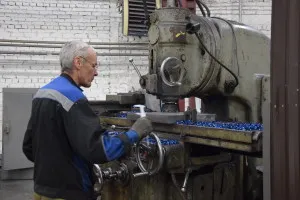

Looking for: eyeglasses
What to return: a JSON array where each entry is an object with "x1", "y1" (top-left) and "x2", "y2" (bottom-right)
[{"x1": 80, "y1": 57, "x2": 98, "y2": 70}]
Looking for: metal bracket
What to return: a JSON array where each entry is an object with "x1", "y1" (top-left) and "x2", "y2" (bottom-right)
[{"x1": 184, "y1": 107, "x2": 197, "y2": 122}]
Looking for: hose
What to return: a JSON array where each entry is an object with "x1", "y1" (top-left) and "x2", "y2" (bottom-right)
[
  {"x1": 195, "y1": 0, "x2": 206, "y2": 17},
  {"x1": 212, "y1": 17, "x2": 240, "y2": 76},
  {"x1": 194, "y1": 33, "x2": 239, "y2": 88},
  {"x1": 195, "y1": 0, "x2": 211, "y2": 17}
]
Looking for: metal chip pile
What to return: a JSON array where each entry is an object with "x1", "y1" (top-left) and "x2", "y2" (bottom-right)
[
  {"x1": 176, "y1": 120, "x2": 263, "y2": 131},
  {"x1": 115, "y1": 112, "x2": 263, "y2": 131}
]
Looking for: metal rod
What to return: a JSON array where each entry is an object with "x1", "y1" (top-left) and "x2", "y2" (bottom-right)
[
  {"x1": 129, "y1": 58, "x2": 142, "y2": 78},
  {"x1": 132, "y1": 171, "x2": 149, "y2": 178},
  {"x1": 239, "y1": 0, "x2": 242, "y2": 23},
  {"x1": 0, "y1": 43, "x2": 149, "y2": 50},
  {"x1": 0, "y1": 39, "x2": 148, "y2": 46},
  {"x1": 171, "y1": 173, "x2": 188, "y2": 200},
  {"x1": 181, "y1": 169, "x2": 191, "y2": 192},
  {"x1": 0, "y1": 51, "x2": 148, "y2": 57}
]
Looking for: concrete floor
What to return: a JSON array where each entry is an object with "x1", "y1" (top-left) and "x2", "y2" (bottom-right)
[{"x1": 0, "y1": 179, "x2": 34, "y2": 200}]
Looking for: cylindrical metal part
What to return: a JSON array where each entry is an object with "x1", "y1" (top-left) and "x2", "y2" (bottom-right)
[
  {"x1": 0, "y1": 39, "x2": 147, "y2": 46},
  {"x1": 0, "y1": 51, "x2": 148, "y2": 57},
  {"x1": 166, "y1": 0, "x2": 176, "y2": 7},
  {"x1": 163, "y1": 143, "x2": 185, "y2": 171},
  {"x1": 0, "y1": 43, "x2": 148, "y2": 50}
]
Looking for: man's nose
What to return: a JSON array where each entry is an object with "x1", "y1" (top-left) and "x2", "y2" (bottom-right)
[{"x1": 94, "y1": 69, "x2": 98, "y2": 76}]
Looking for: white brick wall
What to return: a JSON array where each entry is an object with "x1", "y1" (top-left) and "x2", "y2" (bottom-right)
[
  {"x1": 201, "y1": 0, "x2": 272, "y2": 37},
  {"x1": 0, "y1": 0, "x2": 271, "y2": 154},
  {"x1": 0, "y1": 0, "x2": 150, "y2": 154}
]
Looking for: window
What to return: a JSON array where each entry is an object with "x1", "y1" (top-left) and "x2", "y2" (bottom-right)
[{"x1": 123, "y1": 0, "x2": 161, "y2": 36}]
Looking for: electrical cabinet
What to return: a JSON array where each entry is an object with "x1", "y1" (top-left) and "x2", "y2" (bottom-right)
[{"x1": 1, "y1": 88, "x2": 38, "y2": 180}]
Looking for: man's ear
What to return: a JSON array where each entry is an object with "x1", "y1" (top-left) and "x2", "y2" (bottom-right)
[{"x1": 73, "y1": 56, "x2": 82, "y2": 70}]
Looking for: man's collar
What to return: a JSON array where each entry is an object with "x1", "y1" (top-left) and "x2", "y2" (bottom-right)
[{"x1": 60, "y1": 73, "x2": 83, "y2": 92}]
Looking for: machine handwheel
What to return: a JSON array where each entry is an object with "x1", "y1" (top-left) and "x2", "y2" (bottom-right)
[
  {"x1": 93, "y1": 164, "x2": 104, "y2": 193},
  {"x1": 160, "y1": 57, "x2": 185, "y2": 87},
  {"x1": 136, "y1": 132, "x2": 165, "y2": 175}
]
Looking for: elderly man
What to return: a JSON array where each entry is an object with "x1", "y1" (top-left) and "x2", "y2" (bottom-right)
[{"x1": 23, "y1": 40, "x2": 153, "y2": 200}]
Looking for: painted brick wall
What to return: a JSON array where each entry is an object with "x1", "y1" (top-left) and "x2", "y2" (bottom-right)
[
  {"x1": 0, "y1": 0, "x2": 150, "y2": 154},
  {"x1": 0, "y1": 0, "x2": 272, "y2": 154},
  {"x1": 201, "y1": 0, "x2": 272, "y2": 37}
]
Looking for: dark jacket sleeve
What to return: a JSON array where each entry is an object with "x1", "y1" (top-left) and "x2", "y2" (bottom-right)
[
  {"x1": 62, "y1": 99, "x2": 138, "y2": 164},
  {"x1": 23, "y1": 114, "x2": 34, "y2": 162}
]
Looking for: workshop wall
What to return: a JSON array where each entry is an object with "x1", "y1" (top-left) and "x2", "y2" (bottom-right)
[
  {"x1": 0, "y1": 0, "x2": 271, "y2": 153},
  {"x1": 202, "y1": 0, "x2": 272, "y2": 37}
]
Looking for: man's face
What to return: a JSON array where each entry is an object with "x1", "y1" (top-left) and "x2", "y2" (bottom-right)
[{"x1": 75, "y1": 48, "x2": 98, "y2": 88}]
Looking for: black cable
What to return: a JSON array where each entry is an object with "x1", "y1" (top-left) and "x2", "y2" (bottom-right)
[
  {"x1": 195, "y1": 0, "x2": 211, "y2": 17},
  {"x1": 200, "y1": 0, "x2": 211, "y2": 17},
  {"x1": 195, "y1": 0, "x2": 206, "y2": 17},
  {"x1": 194, "y1": 33, "x2": 239, "y2": 88},
  {"x1": 212, "y1": 17, "x2": 240, "y2": 76}
]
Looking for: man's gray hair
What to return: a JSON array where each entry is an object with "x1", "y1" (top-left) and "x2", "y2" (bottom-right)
[{"x1": 59, "y1": 40, "x2": 94, "y2": 72}]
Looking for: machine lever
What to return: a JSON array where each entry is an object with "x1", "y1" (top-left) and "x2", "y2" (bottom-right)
[
  {"x1": 129, "y1": 58, "x2": 142, "y2": 79},
  {"x1": 181, "y1": 168, "x2": 192, "y2": 192},
  {"x1": 132, "y1": 171, "x2": 149, "y2": 178}
]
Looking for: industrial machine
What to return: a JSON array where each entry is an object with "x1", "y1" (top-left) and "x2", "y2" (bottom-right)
[{"x1": 92, "y1": 1, "x2": 269, "y2": 200}]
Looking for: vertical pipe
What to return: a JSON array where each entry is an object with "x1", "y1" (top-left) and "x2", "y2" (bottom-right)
[
  {"x1": 156, "y1": 0, "x2": 162, "y2": 8},
  {"x1": 262, "y1": 77, "x2": 271, "y2": 200},
  {"x1": 166, "y1": 0, "x2": 176, "y2": 7},
  {"x1": 239, "y1": 0, "x2": 242, "y2": 22},
  {"x1": 123, "y1": 0, "x2": 129, "y2": 35}
]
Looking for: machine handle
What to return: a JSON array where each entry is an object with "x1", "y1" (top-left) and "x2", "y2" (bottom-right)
[
  {"x1": 93, "y1": 164, "x2": 104, "y2": 193},
  {"x1": 132, "y1": 171, "x2": 149, "y2": 178},
  {"x1": 181, "y1": 168, "x2": 192, "y2": 192},
  {"x1": 129, "y1": 58, "x2": 142, "y2": 79}
]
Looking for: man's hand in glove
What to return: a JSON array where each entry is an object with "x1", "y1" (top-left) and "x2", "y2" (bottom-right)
[{"x1": 130, "y1": 117, "x2": 153, "y2": 140}]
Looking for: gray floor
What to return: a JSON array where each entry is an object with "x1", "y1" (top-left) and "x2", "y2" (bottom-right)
[{"x1": 0, "y1": 179, "x2": 34, "y2": 200}]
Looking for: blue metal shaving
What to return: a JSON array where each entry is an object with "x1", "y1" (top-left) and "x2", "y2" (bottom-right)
[
  {"x1": 105, "y1": 131, "x2": 179, "y2": 145},
  {"x1": 176, "y1": 120, "x2": 263, "y2": 131},
  {"x1": 117, "y1": 113, "x2": 128, "y2": 118},
  {"x1": 116, "y1": 109, "x2": 151, "y2": 118},
  {"x1": 115, "y1": 113, "x2": 263, "y2": 131},
  {"x1": 105, "y1": 131, "x2": 122, "y2": 137},
  {"x1": 116, "y1": 111, "x2": 140, "y2": 118},
  {"x1": 142, "y1": 137, "x2": 179, "y2": 145}
]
